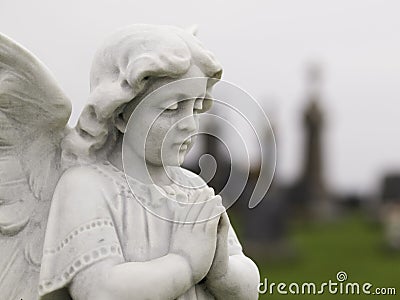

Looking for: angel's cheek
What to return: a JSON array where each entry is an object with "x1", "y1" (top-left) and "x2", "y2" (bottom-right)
[{"x1": 144, "y1": 119, "x2": 174, "y2": 165}]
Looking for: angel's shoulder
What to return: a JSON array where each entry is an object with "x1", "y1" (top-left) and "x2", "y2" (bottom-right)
[
  {"x1": 60, "y1": 164, "x2": 105, "y2": 182},
  {"x1": 54, "y1": 164, "x2": 116, "y2": 201},
  {"x1": 50, "y1": 164, "x2": 116, "y2": 219},
  {"x1": 56, "y1": 165, "x2": 105, "y2": 189}
]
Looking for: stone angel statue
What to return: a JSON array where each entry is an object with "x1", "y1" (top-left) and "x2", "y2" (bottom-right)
[{"x1": 0, "y1": 25, "x2": 260, "y2": 300}]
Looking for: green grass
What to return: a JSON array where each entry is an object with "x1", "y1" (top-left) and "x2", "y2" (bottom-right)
[{"x1": 256, "y1": 213, "x2": 400, "y2": 299}]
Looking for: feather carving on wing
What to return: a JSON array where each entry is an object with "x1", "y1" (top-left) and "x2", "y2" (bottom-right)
[{"x1": 0, "y1": 33, "x2": 71, "y2": 299}]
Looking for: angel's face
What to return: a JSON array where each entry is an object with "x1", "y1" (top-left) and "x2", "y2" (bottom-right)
[{"x1": 123, "y1": 65, "x2": 208, "y2": 167}]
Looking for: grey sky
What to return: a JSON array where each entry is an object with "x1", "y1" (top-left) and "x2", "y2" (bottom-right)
[{"x1": 1, "y1": 0, "x2": 399, "y2": 195}]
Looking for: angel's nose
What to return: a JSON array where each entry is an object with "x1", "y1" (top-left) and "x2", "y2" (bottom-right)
[{"x1": 177, "y1": 115, "x2": 197, "y2": 132}]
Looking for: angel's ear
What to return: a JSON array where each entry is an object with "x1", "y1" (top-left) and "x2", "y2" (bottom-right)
[{"x1": 185, "y1": 24, "x2": 199, "y2": 36}]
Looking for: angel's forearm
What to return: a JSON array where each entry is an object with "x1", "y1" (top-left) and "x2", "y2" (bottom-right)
[
  {"x1": 71, "y1": 254, "x2": 193, "y2": 300},
  {"x1": 206, "y1": 255, "x2": 260, "y2": 300},
  {"x1": 107, "y1": 254, "x2": 193, "y2": 300}
]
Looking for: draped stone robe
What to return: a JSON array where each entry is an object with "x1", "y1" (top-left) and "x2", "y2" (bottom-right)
[{"x1": 39, "y1": 162, "x2": 243, "y2": 299}]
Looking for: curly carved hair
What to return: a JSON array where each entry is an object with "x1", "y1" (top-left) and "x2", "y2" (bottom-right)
[{"x1": 62, "y1": 24, "x2": 222, "y2": 166}]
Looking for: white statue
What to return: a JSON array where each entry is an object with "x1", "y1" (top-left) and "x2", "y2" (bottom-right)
[{"x1": 0, "y1": 24, "x2": 260, "y2": 300}]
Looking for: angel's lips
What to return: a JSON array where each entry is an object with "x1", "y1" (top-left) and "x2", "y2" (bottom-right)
[{"x1": 176, "y1": 139, "x2": 191, "y2": 151}]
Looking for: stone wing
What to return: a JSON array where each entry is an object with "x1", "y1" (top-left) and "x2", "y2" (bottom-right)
[{"x1": 0, "y1": 32, "x2": 71, "y2": 299}]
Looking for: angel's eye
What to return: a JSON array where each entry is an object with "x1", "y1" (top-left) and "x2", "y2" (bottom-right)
[{"x1": 164, "y1": 102, "x2": 179, "y2": 111}]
